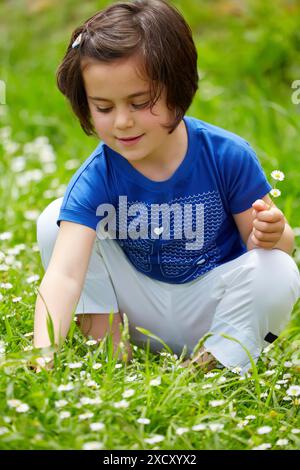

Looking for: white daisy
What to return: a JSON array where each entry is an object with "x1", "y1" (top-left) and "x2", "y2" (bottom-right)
[
  {"x1": 90, "y1": 422, "x2": 105, "y2": 431},
  {"x1": 0, "y1": 427, "x2": 9, "y2": 435},
  {"x1": 271, "y1": 170, "x2": 285, "y2": 181},
  {"x1": 276, "y1": 438, "x2": 288, "y2": 446},
  {"x1": 175, "y1": 427, "x2": 189, "y2": 435},
  {"x1": 149, "y1": 376, "x2": 161, "y2": 386},
  {"x1": 137, "y1": 418, "x2": 150, "y2": 425},
  {"x1": 208, "y1": 423, "x2": 224, "y2": 432},
  {"x1": 286, "y1": 385, "x2": 300, "y2": 397},
  {"x1": 191, "y1": 423, "x2": 206, "y2": 431},
  {"x1": 68, "y1": 362, "x2": 83, "y2": 369},
  {"x1": 82, "y1": 441, "x2": 103, "y2": 450},
  {"x1": 122, "y1": 389, "x2": 135, "y2": 398},
  {"x1": 209, "y1": 399, "x2": 226, "y2": 407},
  {"x1": 113, "y1": 399, "x2": 129, "y2": 409},
  {"x1": 257, "y1": 426, "x2": 272, "y2": 435},
  {"x1": 144, "y1": 435, "x2": 164, "y2": 444},
  {"x1": 270, "y1": 188, "x2": 281, "y2": 198},
  {"x1": 252, "y1": 443, "x2": 271, "y2": 450},
  {"x1": 57, "y1": 383, "x2": 74, "y2": 392},
  {"x1": 78, "y1": 412, "x2": 94, "y2": 421},
  {"x1": 16, "y1": 403, "x2": 30, "y2": 413}
]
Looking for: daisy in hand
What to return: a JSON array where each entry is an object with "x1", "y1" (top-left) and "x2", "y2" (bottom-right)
[{"x1": 250, "y1": 170, "x2": 286, "y2": 249}]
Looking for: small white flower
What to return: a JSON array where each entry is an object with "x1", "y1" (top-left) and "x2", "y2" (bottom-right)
[
  {"x1": 144, "y1": 435, "x2": 165, "y2": 444},
  {"x1": 286, "y1": 385, "x2": 300, "y2": 397},
  {"x1": 276, "y1": 438, "x2": 288, "y2": 446},
  {"x1": 264, "y1": 369, "x2": 276, "y2": 376},
  {"x1": 271, "y1": 170, "x2": 285, "y2": 181},
  {"x1": 270, "y1": 188, "x2": 281, "y2": 198},
  {"x1": 237, "y1": 419, "x2": 249, "y2": 428},
  {"x1": 85, "y1": 380, "x2": 99, "y2": 389},
  {"x1": 88, "y1": 397, "x2": 103, "y2": 405},
  {"x1": 92, "y1": 363, "x2": 102, "y2": 370},
  {"x1": 208, "y1": 423, "x2": 224, "y2": 432},
  {"x1": 115, "y1": 363, "x2": 122, "y2": 369},
  {"x1": 24, "y1": 332, "x2": 34, "y2": 337},
  {"x1": 230, "y1": 366, "x2": 242, "y2": 374},
  {"x1": 137, "y1": 418, "x2": 150, "y2": 425},
  {"x1": 217, "y1": 376, "x2": 227, "y2": 384},
  {"x1": 202, "y1": 384, "x2": 213, "y2": 389},
  {"x1": 191, "y1": 423, "x2": 206, "y2": 431},
  {"x1": 58, "y1": 383, "x2": 74, "y2": 392},
  {"x1": 122, "y1": 389, "x2": 135, "y2": 398},
  {"x1": 252, "y1": 443, "x2": 271, "y2": 450},
  {"x1": 175, "y1": 427, "x2": 189, "y2": 435},
  {"x1": 260, "y1": 392, "x2": 268, "y2": 398},
  {"x1": 90, "y1": 422, "x2": 105, "y2": 431},
  {"x1": 149, "y1": 376, "x2": 161, "y2": 386},
  {"x1": 113, "y1": 399, "x2": 129, "y2": 409},
  {"x1": 0, "y1": 427, "x2": 9, "y2": 435},
  {"x1": 78, "y1": 412, "x2": 94, "y2": 421},
  {"x1": 245, "y1": 415, "x2": 256, "y2": 420},
  {"x1": 26, "y1": 274, "x2": 40, "y2": 284},
  {"x1": 125, "y1": 374, "x2": 138, "y2": 382},
  {"x1": 0, "y1": 232, "x2": 12, "y2": 240},
  {"x1": 85, "y1": 340, "x2": 97, "y2": 346},
  {"x1": 7, "y1": 399, "x2": 22, "y2": 408},
  {"x1": 55, "y1": 400, "x2": 68, "y2": 408},
  {"x1": 257, "y1": 426, "x2": 272, "y2": 435},
  {"x1": 204, "y1": 372, "x2": 218, "y2": 378},
  {"x1": 0, "y1": 282, "x2": 13, "y2": 289},
  {"x1": 209, "y1": 399, "x2": 226, "y2": 407},
  {"x1": 16, "y1": 403, "x2": 30, "y2": 413},
  {"x1": 284, "y1": 361, "x2": 292, "y2": 368},
  {"x1": 291, "y1": 428, "x2": 300, "y2": 434},
  {"x1": 68, "y1": 362, "x2": 83, "y2": 369},
  {"x1": 82, "y1": 441, "x2": 103, "y2": 450},
  {"x1": 12, "y1": 297, "x2": 22, "y2": 303},
  {"x1": 79, "y1": 397, "x2": 92, "y2": 405}
]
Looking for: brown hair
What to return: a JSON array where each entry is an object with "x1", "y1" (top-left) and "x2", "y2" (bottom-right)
[{"x1": 56, "y1": 0, "x2": 199, "y2": 136}]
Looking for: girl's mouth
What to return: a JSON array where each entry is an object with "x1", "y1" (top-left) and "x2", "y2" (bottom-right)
[{"x1": 117, "y1": 134, "x2": 144, "y2": 146}]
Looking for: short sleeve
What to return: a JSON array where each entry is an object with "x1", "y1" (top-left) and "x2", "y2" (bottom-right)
[
  {"x1": 56, "y1": 147, "x2": 113, "y2": 231},
  {"x1": 220, "y1": 141, "x2": 272, "y2": 214}
]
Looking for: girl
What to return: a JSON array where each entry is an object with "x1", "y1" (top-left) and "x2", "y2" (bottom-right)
[{"x1": 33, "y1": 0, "x2": 300, "y2": 374}]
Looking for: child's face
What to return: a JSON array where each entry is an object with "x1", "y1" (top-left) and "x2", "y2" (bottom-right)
[{"x1": 81, "y1": 54, "x2": 176, "y2": 164}]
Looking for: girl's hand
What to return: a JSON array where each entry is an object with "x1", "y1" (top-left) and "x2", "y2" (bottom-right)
[{"x1": 250, "y1": 199, "x2": 285, "y2": 249}]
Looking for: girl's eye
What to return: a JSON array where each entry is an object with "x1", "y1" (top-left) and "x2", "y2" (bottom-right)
[{"x1": 95, "y1": 102, "x2": 150, "y2": 113}]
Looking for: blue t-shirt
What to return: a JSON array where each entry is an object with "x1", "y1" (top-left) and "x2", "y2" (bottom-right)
[{"x1": 57, "y1": 116, "x2": 272, "y2": 284}]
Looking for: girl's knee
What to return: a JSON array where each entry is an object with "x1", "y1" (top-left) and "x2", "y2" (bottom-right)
[
  {"x1": 36, "y1": 197, "x2": 63, "y2": 267},
  {"x1": 252, "y1": 249, "x2": 300, "y2": 296}
]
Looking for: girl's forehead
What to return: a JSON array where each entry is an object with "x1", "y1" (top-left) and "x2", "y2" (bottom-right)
[{"x1": 81, "y1": 57, "x2": 151, "y2": 92}]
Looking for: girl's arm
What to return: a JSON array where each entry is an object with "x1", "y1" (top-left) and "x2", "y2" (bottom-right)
[{"x1": 33, "y1": 221, "x2": 97, "y2": 352}]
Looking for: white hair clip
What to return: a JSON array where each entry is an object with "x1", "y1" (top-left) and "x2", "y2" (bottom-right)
[{"x1": 72, "y1": 33, "x2": 82, "y2": 49}]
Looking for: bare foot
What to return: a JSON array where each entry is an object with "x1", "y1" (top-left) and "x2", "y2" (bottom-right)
[{"x1": 179, "y1": 346, "x2": 217, "y2": 372}]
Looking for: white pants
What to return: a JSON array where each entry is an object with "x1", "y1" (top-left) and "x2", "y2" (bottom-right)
[{"x1": 37, "y1": 197, "x2": 300, "y2": 374}]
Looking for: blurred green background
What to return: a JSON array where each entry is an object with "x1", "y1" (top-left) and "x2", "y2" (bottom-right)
[{"x1": 0, "y1": 0, "x2": 300, "y2": 248}]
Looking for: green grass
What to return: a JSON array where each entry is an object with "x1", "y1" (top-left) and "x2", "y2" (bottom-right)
[{"x1": 0, "y1": 0, "x2": 300, "y2": 450}]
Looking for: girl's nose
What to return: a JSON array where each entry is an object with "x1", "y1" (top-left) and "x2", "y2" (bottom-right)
[{"x1": 114, "y1": 108, "x2": 134, "y2": 129}]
